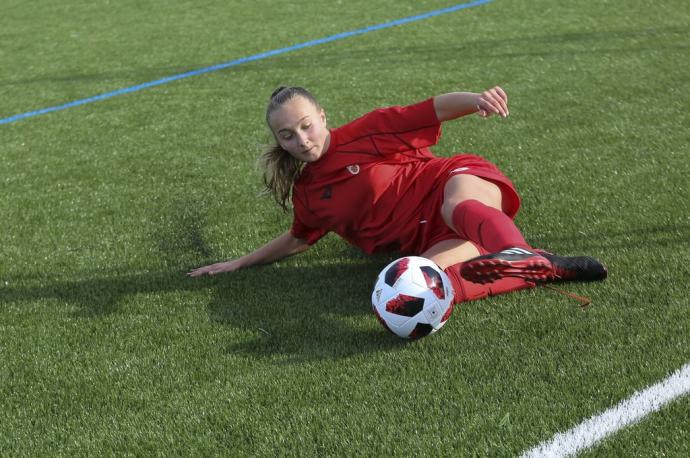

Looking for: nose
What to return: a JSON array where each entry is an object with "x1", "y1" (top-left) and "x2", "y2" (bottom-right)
[{"x1": 297, "y1": 131, "x2": 310, "y2": 147}]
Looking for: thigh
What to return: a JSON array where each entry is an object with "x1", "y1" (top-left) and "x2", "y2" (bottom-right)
[
  {"x1": 444, "y1": 173, "x2": 503, "y2": 209},
  {"x1": 420, "y1": 238, "x2": 480, "y2": 270},
  {"x1": 440, "y1": 174, "x2": 504, "y2": 228}
]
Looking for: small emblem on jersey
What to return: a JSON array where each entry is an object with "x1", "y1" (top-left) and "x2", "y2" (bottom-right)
[
  {"x1": 321, "y1": 185, "x2": 332, "y2": 200},
  {"x1": 346, "y1": 164, "x2": 360, "y2": 175}
]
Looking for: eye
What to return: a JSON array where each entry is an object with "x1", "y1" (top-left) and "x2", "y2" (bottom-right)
[{"x1": 281, "y1": 133, "x2": 293, "y2": 141}]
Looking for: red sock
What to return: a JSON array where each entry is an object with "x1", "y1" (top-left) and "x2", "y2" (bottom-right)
[
  {"x1": 451, "y1": 199, "x2": 531, "y2": 252},
  {"x1": 444, "y1": 261, "x2": 535, "y2": 304}
]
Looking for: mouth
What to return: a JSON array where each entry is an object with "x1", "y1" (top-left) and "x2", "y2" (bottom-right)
[{"x1": 299, "y1": 145, "x2": 322, "y2": 162}]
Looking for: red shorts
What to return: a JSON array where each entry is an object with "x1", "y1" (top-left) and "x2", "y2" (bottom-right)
[{"x1": 411, "y1": 154, "x2": 521, "y2": 254}]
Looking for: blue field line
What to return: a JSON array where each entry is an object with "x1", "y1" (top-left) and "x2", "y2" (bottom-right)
[{"x1": 0, "y1": 0, "x2": 493, "y2": 126}]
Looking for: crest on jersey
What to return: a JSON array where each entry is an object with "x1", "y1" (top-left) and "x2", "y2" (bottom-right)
[{"x1": 346, "y1": 164, "x2": 360, "y2": 175}]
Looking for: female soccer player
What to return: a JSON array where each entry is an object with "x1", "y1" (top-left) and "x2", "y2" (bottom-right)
[{"x1": 188, "y1": 86, "x2": 606, "y2": 304}]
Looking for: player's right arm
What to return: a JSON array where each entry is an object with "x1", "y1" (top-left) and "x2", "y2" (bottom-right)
[
  {"x1": 433, "y1": 86, "x2": 509, "y2": 121},
  {"x1": 186, "y1": 230, "x2": 310, "y2": 277}
]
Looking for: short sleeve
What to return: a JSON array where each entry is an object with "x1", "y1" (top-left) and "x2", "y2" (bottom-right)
[
  {"x1": 336, "y1": 98, "x2": 442, "y2": 155},
  {"x1": 290, "y1": 212, "x2": 328, "y2": 246}
]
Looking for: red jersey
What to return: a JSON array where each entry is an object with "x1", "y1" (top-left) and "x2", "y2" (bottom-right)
[{"x1": 290, "y1": 98, "x2": 520, "y2": 255}]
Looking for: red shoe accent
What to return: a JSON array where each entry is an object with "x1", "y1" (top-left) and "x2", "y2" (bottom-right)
[{"x1": 460, "y1": 251, "x2": 553, "y2": 284}]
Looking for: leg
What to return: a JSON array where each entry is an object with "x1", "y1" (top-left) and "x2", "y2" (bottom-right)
[
  {"x1": 440, "y1": 173, "x2": 504, "y2": 224},
  {"x1": 434, "y1": 173, "x2": 606, "y2": 284},
  {"x1": 439, "y1": 174, "x2": 553, "y2": 283},
  {"x1": 440, "y1": 174, "x2": 530, "y2": 251},
  {"x1": 421, "y1": 238, "x2": 480, "y2": 270},
  {"x1": 421, "y1": 238, "x2": 535, "y2": 304}
]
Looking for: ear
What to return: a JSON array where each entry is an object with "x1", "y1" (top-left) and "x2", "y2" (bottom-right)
[{"x1": 320, "y1": 108, "x2": 327, "y2": 125}]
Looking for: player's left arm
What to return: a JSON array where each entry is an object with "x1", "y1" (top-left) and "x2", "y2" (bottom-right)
[{"x1": 433, "y1": 86, "x2": 509, "y2": 122}]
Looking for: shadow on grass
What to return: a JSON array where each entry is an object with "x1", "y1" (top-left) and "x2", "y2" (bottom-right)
[
  {"x1": 2, "y1": 220, "x2": 685, "y2": 361},
  {"x1": 0, "y1": 259, "x2": 406, "y2": 362},
  {"x1": 207, "y1": 261, "x2": 406, "y2": 362},
  {"x1": 0, "y1": 268, "x2": 209, "y2": 316}
]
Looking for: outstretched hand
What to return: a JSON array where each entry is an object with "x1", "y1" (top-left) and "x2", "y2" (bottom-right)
[
  {"x1": 187, "y1": 259, "x2": 243, "y2": 277},
  {"x1": 476, "y1": 86, "x2": 509, "y2": 118}
]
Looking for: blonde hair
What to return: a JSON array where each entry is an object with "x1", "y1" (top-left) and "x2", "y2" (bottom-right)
[
  {"x1": 260, "y1": 144, "x2": 304, "y2": 212},
  {"x1": 261, "y1": 86, "x2": 321, "y2": 212}
]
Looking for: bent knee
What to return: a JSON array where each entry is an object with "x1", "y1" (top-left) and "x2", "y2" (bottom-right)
[{"x1": 443, "y1": 174, "x2": 503, "y2": 210}]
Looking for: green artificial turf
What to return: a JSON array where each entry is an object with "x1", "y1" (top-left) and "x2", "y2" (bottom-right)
[{"x1": 1, "y1": 0, "x2": 689, "y2": 455}]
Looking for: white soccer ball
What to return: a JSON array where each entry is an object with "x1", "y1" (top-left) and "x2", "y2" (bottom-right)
[{"x1": 371, "y1": 256, "x2": 455, "y2": 339}]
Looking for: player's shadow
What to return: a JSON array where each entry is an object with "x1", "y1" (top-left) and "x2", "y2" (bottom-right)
[
  {"x1": 2, "y1": 190, "x2": 398, "y2": 360},
  {"x1": 207, "y1": 261, "x2": 405, "y2": 363},
  {"x1": 0, "y1": 260, "x2": 405, "y2": 362},
  {"x1": 0, "y1": 268, "x2": 202, "y2": 317},
  {"x1": 149, "y1": 193, "x2": 406, "y2": 360}
]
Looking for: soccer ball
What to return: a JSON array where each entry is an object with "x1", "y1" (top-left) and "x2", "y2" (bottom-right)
[{"x1": 371, "y1": 256, "x2": 455, "y2": 339}]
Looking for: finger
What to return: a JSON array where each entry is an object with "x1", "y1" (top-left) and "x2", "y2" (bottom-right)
[
  {"x1": 487, "y1": 89, "x2": 508, "y2": 117},
  {"x1": 490, "y1": 90, "x2": 508, "y2": 117},
  {"x1": 477, "y1": 101, "x2": 495, "y2": 117},
  {"x1": 494, "y1": 86, "x2": 508, "y2": 104},
  {"x1": 479, "y1": 95, "x2": 502, "y2": 117},
  {"x1": 188, "y1": 266, "x2": 212, "y2": 277}
]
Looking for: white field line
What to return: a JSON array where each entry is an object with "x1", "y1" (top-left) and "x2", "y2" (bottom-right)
[{"x1": 521, "y1": 363, "x2": 690, "y2": 458}]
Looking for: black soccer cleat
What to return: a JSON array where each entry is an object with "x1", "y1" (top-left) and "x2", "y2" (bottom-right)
[
  {"x1": 460, "y1": 247, "x2": 553, "y2": 284},
  {"x1": 534, "y1": 250, "x2": 608, "y2": 282}
]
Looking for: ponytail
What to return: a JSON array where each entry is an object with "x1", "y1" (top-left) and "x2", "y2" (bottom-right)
[
  {"x1": 260, "y1": 143, "x2": 304, "y2": 212},
  {"x1": 261, "y1": 86, "x2": 321, "y2": 212}
]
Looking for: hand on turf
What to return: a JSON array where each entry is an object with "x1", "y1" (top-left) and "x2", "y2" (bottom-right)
[
  {"x1": 476, "y1": 86, "x2": 509, "y2": 118},
  {"x1": 187, "y1": 260, "x2": 242, "y2": 277}
]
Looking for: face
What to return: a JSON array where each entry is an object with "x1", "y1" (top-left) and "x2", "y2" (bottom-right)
[{"x1": 268, "y1": 96, "x2": 330, "y2": 163}]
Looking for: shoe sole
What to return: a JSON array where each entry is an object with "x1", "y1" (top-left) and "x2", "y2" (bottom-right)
[{"x1": 461, "y1": 258, "x2": 553, "y2": 284}]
